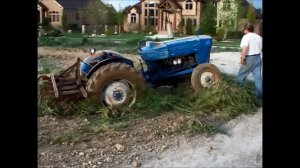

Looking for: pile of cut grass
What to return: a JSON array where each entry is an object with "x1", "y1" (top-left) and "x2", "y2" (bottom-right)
[
  {"x1": 133, "y1": 74, "x2": 259, "y2": 116},
  {"x1": 38, "y1": 74, "x2": 260, "y2": 119}
]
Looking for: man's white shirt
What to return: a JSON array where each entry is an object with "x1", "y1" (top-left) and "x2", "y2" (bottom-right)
[{"x1": 240, "y1": 32, "x2": 262, "y2": 55}]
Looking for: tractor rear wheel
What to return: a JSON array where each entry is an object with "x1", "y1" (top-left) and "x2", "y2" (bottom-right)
[
  {"x1": 191, "y1": 63, "x2": 221, "y2": 91},
  {"x1": 86, "y1": 63, "x2": 147, "y2": 108}
]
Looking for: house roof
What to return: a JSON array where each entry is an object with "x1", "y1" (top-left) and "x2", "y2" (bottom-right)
[
  {"x1": 158, "y1": 0, "x2": 182, "y2": 9},
  {"x1": 125, "y1": 0, "x2": 207, "y2": 13},
  {"x1": 242, "y1": 0, "x2": 262, "y2": 19},
  {"x1": 255, "y1": 9, "x2": 262, "y2": 19},
  {"x1": 199, "y1": 0, "x2": 220, "y2": 3},
  {"x1": 56, "y1": 0, "x2": 88, "y2": 10},
  {"x1": 38, "y1": 1, "x2": 48, "y2": 10},
  {"x1": 123, "y1": 1, "x2": 142, "y2": 14}
]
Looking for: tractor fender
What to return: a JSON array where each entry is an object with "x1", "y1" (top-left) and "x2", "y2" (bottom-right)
[{"x1": 87, "y1": 57, "x2": 134, "y2": 78}]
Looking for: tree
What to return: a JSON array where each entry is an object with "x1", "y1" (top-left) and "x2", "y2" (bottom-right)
[
  {"x1": 41, "y1": 17, "x2": 52, "y2": 31},
  {"x1": 247, "y1": 6, "x2": 256, "y2": 24},
  {"x1": 61, "y1": 12, "x2": 68, "y2": 32},
  {"x1": 80, "y1": 0, "x2": 108, "y2": 27},
  {"x1": 218, "y1": 0, "x2": 243, "y2": 40},
  {"x1": 144, "y1": 15, "x2": 155, "y2": 34},
  {"x1": 116, "y1": 11, "x2": 124, "y2": 33},
  {"x1": 185, "y1": 18, "x2": 193, "y2": 35},
  {"x1": 105, "y1": 4, "x2": 117, "y2": 25},
  {"x1": 200, "y1": 0, "x2": 217, "y2": 36},
  {"x1": 235, "y1": 0, "x2": 244, "y2": 31},
  {"x1": 177, "y1": 19, "x2": 184, "y2": 35}
]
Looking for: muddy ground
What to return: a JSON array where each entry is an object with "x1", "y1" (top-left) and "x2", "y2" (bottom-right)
[{"x1": 38, "y1": 47, "x2": 262, "y2": 168}]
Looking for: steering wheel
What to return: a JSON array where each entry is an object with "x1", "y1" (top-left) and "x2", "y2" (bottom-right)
[{"x1": 137, "y1": 39, "x2": 146, "y2": 51}]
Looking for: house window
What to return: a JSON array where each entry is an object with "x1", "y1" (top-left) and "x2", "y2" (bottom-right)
[
  {"x1": 149, "y1": 9, "x2": 154, "y2": 16},
  {"x1": 144, "y1": 4, "x2": 158, "y2": 26},
  {"x1": 149, "y1": 3, "x2": 155, "y2": 7},
  {"x1": 193, "y1": 19, "x2": 197, "y2": 26},
  {"x1": 131, "y1": 13, "x2": 136, "y2": 23},
  {"x1": 223, "y1": 0, "x2": 231, "y2": 11},
  {"x1": 150, "y1": 18, "x2": 155, "y2": 25},
  {"x1": 49, "y1": 11, "x2": 60, "y2": 22},
  {"x1": 145, "y1": 3, "x2": 148, "y2": 7},
  {"x1": 186, "y1": 0, "x2": 193, "y2": 10},
  {"x1": 145, "y1": 18, "x2": 156, "y2": 26},
  {"x1": 76, "y1": 13, "x2": 79, "y2": 21},
  {"x1": 145, "y1": 17, "x2": 157, "y2": 26}
]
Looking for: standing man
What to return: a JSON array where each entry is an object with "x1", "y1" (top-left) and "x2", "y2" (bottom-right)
[{"x1": 236, "y1": 23, "x2": 262, "y2": 99}]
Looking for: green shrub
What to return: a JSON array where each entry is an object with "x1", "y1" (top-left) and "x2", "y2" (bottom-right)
[
  {"x1": 82, "y1": 37, "x2": 88, "y2": 44},
  {"x1": 227, "y1": 31, "x2": 243, "y2": 39},
  {"x1": 68, "y1": 24, "x2": 79, "y2": 30},
  {"x1": 144, "y1": 25, "x2": 157, "y2": 34},
  {"x1": 216, "y1": 28, "x2": 225, "y2": 37},
  {"x1": 48, "y1": 28, "x2": 62, "y2": 37},
  {"x1": 214, "y1": 35, "x2": 223, "y2": 42},
  {"x1": 105, "y1": 30, "x2": 112, "y2": 36}
]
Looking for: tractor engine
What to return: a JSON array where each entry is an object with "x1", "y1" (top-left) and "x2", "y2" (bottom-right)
[{"x1": 138, "y1": 35, "x2": 212, "y2": 84}]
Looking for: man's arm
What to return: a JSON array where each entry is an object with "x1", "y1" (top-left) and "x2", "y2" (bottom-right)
[{"x1": 240, "y1": 46, "x2": 248, "y2": 64}]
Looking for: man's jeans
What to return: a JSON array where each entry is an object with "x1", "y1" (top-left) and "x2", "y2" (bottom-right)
[{"x1": 236, "y1": 54, "x2": 262, "y2": 98}]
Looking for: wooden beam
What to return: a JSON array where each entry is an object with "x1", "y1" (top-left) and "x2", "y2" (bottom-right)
[{"x1": 50, "y1": 73, "x2": 59, "y2": 98}]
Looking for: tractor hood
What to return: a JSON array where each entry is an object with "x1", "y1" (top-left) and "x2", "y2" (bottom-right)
[
  {"x1": 138, "y1": 41, "x2": 168, "y2": 61},
  {"x1": 138, "y1": 35, "x2": 212, "y2": 61}
]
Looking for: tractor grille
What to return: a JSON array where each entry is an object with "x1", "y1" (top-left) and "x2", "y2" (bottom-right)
[{"x1": 158, "y1": 54, "x2": 196, "y2": 72}]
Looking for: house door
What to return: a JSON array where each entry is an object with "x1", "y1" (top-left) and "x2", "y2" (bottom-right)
[
  {"x1": 161, "y1": 10, "x2": 174, "y2": 31},
  {"x1": 158, "y1": 0, "x2": 177, "y2": 31}
]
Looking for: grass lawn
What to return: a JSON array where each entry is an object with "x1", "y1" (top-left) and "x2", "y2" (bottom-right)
[
  {"x1": 38, "y1": 33, "x2": 242, "y2": 54},
  {"x1": 62, "y1": 32, "x2": 146, "y2": 40},
  {"x1": 213, "y1": 39, "x2": 241, "y2": 47}
]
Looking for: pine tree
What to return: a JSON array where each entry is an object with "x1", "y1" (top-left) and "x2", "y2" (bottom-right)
[
  {"x1": 200, "y1": 0, "x2": 217, "y2": 36},
  {"x1": 185, "y1": 18, "x2": 193, "y2": 35}
]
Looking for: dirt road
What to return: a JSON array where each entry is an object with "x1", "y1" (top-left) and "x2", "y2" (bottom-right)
[{"x1": 142, "y1": 108, "x2": 262, "y2": 167}]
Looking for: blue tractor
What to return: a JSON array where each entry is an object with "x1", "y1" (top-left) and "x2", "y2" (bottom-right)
[{"x1": 39, "y1": 35, "x2": 221, "y2": 112}]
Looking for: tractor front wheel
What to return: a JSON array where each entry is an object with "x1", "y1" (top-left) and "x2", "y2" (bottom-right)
[
  {"x1": 86, "y1": 63, "x2": 147, "y2": 109},
  {"x1": 191, "y1": 63, "x2": 221, "y2": 91}
]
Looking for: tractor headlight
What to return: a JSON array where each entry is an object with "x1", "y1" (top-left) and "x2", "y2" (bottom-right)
[
  {"x1": 177, "y1": 59, "x2": 182, "y2": 64},
  {"x1": 173, "y1": 60, "x2": 178, "y2": 65},
  {"x1": 172, "y1": 59, "x2": 182, "y2": 65}
]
